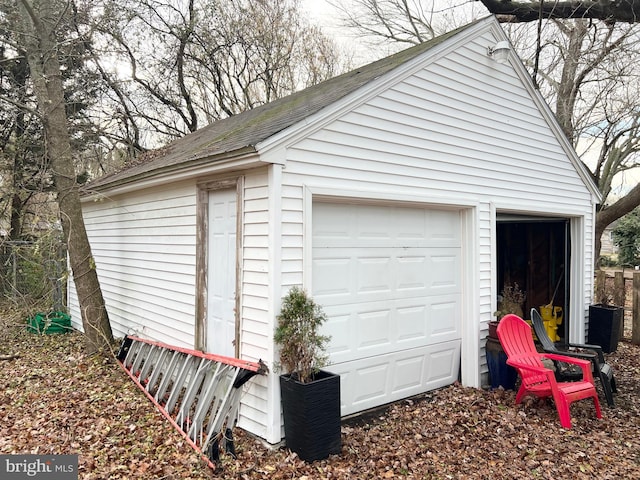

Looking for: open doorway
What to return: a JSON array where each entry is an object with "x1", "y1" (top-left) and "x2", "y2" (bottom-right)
[{"x1": 497, "y1": 215, "x2": 570, "y2": 341}]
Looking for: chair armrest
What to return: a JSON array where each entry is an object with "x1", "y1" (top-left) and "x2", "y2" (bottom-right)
[
  {"x1": 565, "y1": 343, "x2": 606, "y2": 363},
  {"x1": 505, "y1": 357, "x2": 546, "y2": 373},
  {"x1": 541, "y1": 347, "x2": 598, "y2": 362},
  {"x1": 541, "y1": 353, "x2": 595, "y2": 383},
  {"x1": 506, "y1": 356, "x2": 558, "y2": 384},
  {"x1": 567, "y1": 341, "x2": 602, "y2": 351}
]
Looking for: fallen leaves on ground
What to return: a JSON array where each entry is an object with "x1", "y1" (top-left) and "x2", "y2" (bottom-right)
[{"x1": 2, "y1": 305, "x2": 640, "y2": 479}]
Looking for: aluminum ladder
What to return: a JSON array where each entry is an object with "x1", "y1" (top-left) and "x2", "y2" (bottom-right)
[{"x1": 116, "y1": 335, "x2": 266, "y2": 470}]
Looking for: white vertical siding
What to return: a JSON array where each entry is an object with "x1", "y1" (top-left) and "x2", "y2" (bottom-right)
[
  {"x1": 241, "y1": 170, "x2": 271, "y2": 361},
  {"x1": 70, "y1": 181, "x2": 198, "y2": 347}
]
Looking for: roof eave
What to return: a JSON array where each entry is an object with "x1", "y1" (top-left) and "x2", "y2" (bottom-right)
[{"x1": 81, "y1": 147, "x2": 264, "y2": 199}]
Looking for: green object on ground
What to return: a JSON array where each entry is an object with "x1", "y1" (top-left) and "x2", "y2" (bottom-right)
[{"x1": 27, "y1": 311, "x2": 72, "y2": 334}]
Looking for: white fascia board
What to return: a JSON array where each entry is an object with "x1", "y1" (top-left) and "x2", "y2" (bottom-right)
[{"x1": 81, "y1": 152, "x2": 262, "y2": 201}]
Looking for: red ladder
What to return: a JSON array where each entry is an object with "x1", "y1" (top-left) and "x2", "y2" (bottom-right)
[{"x1": 116, "y1": 335, "x2": 266, "y2": 470}]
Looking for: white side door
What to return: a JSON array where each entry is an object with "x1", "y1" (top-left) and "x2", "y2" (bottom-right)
[{"x1": 207, "y1": 188, "x2": 237, "y2": 357}]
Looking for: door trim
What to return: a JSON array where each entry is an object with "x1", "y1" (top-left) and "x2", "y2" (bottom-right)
[{"x1": 195, "y1": 177, "x2": 244, "y2": 354}]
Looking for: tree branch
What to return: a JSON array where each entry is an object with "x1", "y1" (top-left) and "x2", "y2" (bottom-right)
[
  {"x1": 477, "y1": 0, "x2": 640, "y2": 23},
  {"x1": 0, "y1": 93, "x2": 41, "y2": 118}
]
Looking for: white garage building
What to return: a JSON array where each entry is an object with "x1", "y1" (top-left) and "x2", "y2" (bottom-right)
[{"x1": 69, "y1": 16, "x2": 600, "y2": 444}]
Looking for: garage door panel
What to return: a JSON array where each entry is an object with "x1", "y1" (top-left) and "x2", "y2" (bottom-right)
[
  {"x1": 323, "y1": 311, "x2": 352, "y2": 356},
  {"x1": 357, "y1": 257, "x2": 394, "y2": 294},
  {"x1": 313, "y1": 248, "x2": 461, "y2": 304},
  {"x1": 428, "y1": 298, "x2": 461, "y2": 340},
  {"x1": 429, "y1": 253, "x2": 460, "y2": 290},
  {"x1": 313, "y1": 202, "x2": 463, "y2": 416},
  {"x1": 313, "y1": 204, "x2": 461, "y2": 248},
  {"x1": 313, "y1": 257, "x2": 352, "y2": 297},
  {"x1": 393, "y1": 356, "x2": 427, "y2": 391},
  {"x1": 323, "y1": 304, "x2": 393, "y2": 364},
  {"x1": 325, "y1": 341, "x2": 461, "y2": 416},
  {"x1": 322, "y1": 295, "x2": 461, "y2": 364},
  {"x1": 396, "y1": 304, "x2": 427, "y2": 342},
  {"x1": 358, "y1": 309, "x2": 393, "y2": 349},
  {"x1": 396, "y1": 256, "x2": 428, "y2": 290},
  {"x1": 427, "y1": 346, "x2": 461, "y2": 383}
]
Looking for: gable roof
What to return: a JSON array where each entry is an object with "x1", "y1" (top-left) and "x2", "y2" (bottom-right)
[
  {"x1": 86, "y1": 16, "x2": 600, "y2": 203},
  {"x1": 86, "y1": 21, "x2": 475, "y2": 191}
]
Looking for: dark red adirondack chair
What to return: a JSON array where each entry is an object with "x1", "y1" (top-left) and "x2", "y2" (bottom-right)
[{"x1": 496, "y1": 314, "x2": 602, "y2": 428}]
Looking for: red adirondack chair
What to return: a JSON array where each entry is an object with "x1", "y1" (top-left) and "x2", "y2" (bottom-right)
[{"x1": 496, "y1": 314, "x2": 602, "y2": 428}]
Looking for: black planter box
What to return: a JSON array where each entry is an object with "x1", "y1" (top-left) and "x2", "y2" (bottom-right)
[
  {"x1": 280, "y1": 370, "x2": 341, "y2": 462},
  {"x1": 588, "y1": 304, "x2": 623, "y2": 353},
  {"x1": 486, "y1": 336, "x2": 517, "y2": 390}
]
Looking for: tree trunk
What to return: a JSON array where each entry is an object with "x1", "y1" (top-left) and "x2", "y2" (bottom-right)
[
  {"x1": 554, "y1": 22, "x2": 589, "y2": 145},
  {"x1": 478, "y1": 0, "x2": 640, "y2": 24},
  {"x1": 594, "y1": 182, "x2": 640, "y2": 267},
  {"x1": 18, "y1": 0, "x2": 113, "y2": 353}
]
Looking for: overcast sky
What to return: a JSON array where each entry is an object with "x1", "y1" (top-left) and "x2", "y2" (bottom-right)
[
  {"x1": 298, "y1": 0, "x2": 490, "y2": 64},
  {"x1": 299, "y1": 0, "x2": 371, "y2": 63}
]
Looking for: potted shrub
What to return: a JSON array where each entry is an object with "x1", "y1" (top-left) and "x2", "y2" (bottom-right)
[
  {"x1": 490, "y1": 282, "x2": 526, "y2": 337},
  {"x1": 588, "y1": 271, "x2": 623, "y2": 353},
  {"x1": 274, "y1": 286, "x2": 341, "y2": 462},
  {"x1": 486, "y1": 283, "x2": 525, "y2": 389}
]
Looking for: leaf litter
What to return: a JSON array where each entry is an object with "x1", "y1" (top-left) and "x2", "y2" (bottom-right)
[{"x1": 2, "y1": 304, "x2": 640, "y2": 479}]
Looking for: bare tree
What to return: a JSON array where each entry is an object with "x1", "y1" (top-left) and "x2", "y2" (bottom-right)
[
  {"x1": 0, "y1": 0, "x2": 346, "y2": 351},
  {"x1": 331, "y1": 0, "x2": 486, "y2": 46},
  {"x1": 0, "y1": 7, "x2": 53, "y2": 241},
  {"x1": 0, "y1": 0, "x2": 101, "y2": 239},
  {"x1": 86, "y1": 0, "x2": 346, "y2": 142},
  {"x1": 11, "y1": 0, "x2": 113, "y2": 352}
]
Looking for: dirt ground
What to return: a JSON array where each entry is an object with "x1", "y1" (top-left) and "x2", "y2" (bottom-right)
[{"x1": 1, "y1": 306, "x2": 640, "y2": 479}]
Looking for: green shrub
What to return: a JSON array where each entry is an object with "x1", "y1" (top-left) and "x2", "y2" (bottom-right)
[{"x1": 274, "y1": 286, "x2": 330, "y2": 384}]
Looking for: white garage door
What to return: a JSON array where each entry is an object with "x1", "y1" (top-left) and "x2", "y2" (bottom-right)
[{"x1": 312, "y1": 201, "x2": 462, "y2": 416}]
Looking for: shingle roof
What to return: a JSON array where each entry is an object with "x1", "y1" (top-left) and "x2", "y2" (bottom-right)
[{"x1": 86, "y1": 22, "x2": 475, "y2": 191}]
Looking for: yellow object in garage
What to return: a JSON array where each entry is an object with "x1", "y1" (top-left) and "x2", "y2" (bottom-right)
[{"x1": 540, "y1": 305, "x2": 563, "y2": 342}]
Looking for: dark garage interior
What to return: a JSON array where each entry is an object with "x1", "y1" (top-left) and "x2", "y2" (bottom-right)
[{"x1": 497, "y1": 216, "x2": 570, "y2": 340}]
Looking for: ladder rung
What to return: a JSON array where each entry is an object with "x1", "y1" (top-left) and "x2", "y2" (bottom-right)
[
  {"x1": 175, "y1": 358, "x2": 210, "y2": 429},
  {"x1": 203, "y1": 369, "x2": 240, "y2": 447},
  {"x1": 146, "y1": 347, "x2": 170, "y2": 395},
  {"x1": 154, "y1": 350, "x2": 183, "y2": 403},
  {"x1": 131, "y1": 342, "x2": 151, "y2": 376},
  {"x1": 187, "y1": 362, "x2": 225, "y2": 442},
  {"x1": 122, "y1": 338, "x2": 142, "y2": 369},
  {"x1": 164, "y1": 355, "x2": 198, "y2": 414},
  {"x1": 138, "y1": 344, "x2": 161, "y2": 382},
  {"x1": 116, "y1": 335, "x2": 265, "y2": 470}
]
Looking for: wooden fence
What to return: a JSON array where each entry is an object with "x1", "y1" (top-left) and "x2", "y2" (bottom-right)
[{"x1": 596, "y1": 269, "x2": 640, "y2": 344}]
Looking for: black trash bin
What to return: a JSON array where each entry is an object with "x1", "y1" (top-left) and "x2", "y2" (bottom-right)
[{"x1": 588, "y1": 304, "x2": 623, "y2": 353}]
